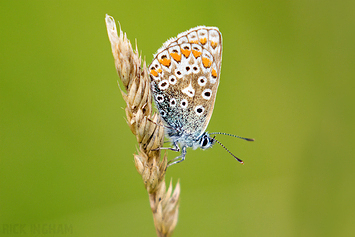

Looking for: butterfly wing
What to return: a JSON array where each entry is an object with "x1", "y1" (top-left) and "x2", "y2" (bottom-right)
[{"x1": 149, "y1": 26, "x2": 222, "y2": 143}]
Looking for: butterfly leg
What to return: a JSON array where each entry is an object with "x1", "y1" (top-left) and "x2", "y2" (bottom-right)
[
  {"x1": 152, "y1": 141, "x2": 180, "y2": 152},
  {"x1": 168, "y1": 146, "x2": 187, "y2": 167}
]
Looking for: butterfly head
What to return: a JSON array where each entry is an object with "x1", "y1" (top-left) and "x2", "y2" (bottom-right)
[{"x1": 197, "y1": 132, "x2": 216, "y2": 150}]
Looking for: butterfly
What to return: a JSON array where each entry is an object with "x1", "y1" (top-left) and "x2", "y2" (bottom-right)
[{"x1": 149, "y1": 26, "x2": 253, "y2": 166}]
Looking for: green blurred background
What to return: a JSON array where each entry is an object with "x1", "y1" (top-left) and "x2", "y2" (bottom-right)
[{"x1": 1, "y1": 0, "x2": 354, "y2": 236}]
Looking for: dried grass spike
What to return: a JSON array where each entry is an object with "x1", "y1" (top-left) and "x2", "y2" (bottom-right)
[{"x1": 105, "y1": 14, "x2": 180, "y2": 237}]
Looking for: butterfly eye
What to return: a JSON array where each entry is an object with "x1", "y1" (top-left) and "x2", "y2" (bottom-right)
[
  {"x1": 200, "y1": 135, "x2": 212, "y2": 149},
  {"x1": 202, "y1": 138, "x2": 208, "y2": 147}
]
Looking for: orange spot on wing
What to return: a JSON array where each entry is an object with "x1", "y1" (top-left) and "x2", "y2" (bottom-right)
[
  {"x1": 181, "y1": 48, "x2": 191, "y2": 58},
  {"x1": 211, "y1": 68, "x2": 217, "y2": 78},
  {"x1": 199, "y1": 38, "x2": 207, "y2": 45},
  {"x1": 202, "y1": 57, "x2": 212, "y2": 68},
  {"x1": 150, "y1": 69, "x2": 158, "y2": 77},
  {"x1": 192, "y1": 50, "x2": 202, "y2": 58},
  {"x1": 159, "y1": 58, "x2": 171, "y2": 67},
  {"x1": 170, "y1": 52, "x2": 181, "y2": 62},
  {"x1": 157, "y1": 68, "x2": 162, "y2": 73},
  {"x1": 210, "y1": 41, "x2": 218, "y2": 49}
]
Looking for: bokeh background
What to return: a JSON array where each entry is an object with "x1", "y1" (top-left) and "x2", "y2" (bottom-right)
[{"x1": 1, "y1": 1, "x2": 354, "y2": 236}]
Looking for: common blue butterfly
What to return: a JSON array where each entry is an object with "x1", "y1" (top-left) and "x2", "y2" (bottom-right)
[{"x1": 149, "y1": 26, "x2": 253, "y2": 166}]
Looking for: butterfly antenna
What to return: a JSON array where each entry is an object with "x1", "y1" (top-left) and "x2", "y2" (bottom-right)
[
  {"x1": 210, "y1": 132, "x2": 255, "y2": 142},
  {"x1": 212, "y1": 136, "x2": 244, "y2": 164}
]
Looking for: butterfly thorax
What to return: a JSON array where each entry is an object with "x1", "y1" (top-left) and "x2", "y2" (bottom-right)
[
  {"x1": 167, "y1": 127, "x2": 215, "y2": 151},
  {"x1": 165, "y1": 126, "x2": 202, "y2": 150}
]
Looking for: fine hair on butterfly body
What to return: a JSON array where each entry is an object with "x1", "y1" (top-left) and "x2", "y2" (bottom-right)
[{"x1": 149, "y1": 26, "x2": 253, "y2": 166}]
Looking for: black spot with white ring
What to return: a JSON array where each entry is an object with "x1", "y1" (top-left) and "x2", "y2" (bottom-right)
[
  {"x1": 202, "y1": 89, "x2": 212, "y2": 100},
  {"x1": 180, "y1": 99, "x2": 188, "y2": 108},
  {"x1": 169, "y1": 75, "x2": 177, "y2": 85},
  {"x1": 160, "y1": 110, "x2": 167, "y2": 117},
  {"x1": 192, "y1": 63, "x2": 200, "y2": 73},
  {"x1": 156, "y1": 94, "x2": 164, "y2": 103},
  {"x1": 170, "y1": 98, "x2": 177, "y2": 107},
  {"x1": 195, "y1": 105, "x2": 205, "y2": 115},
  {"x1": 198, "y1": 76, "x2": 207, "y2": 86},
  {"x1": 158, "y1": 80, "x2": 169, "y2": 90},
  {"x1": 175, "y1": 69, "x2": 183, "y2": 78},
  {"x1": 185, "y1": 65, "x2": 193, "y2": 74}
]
